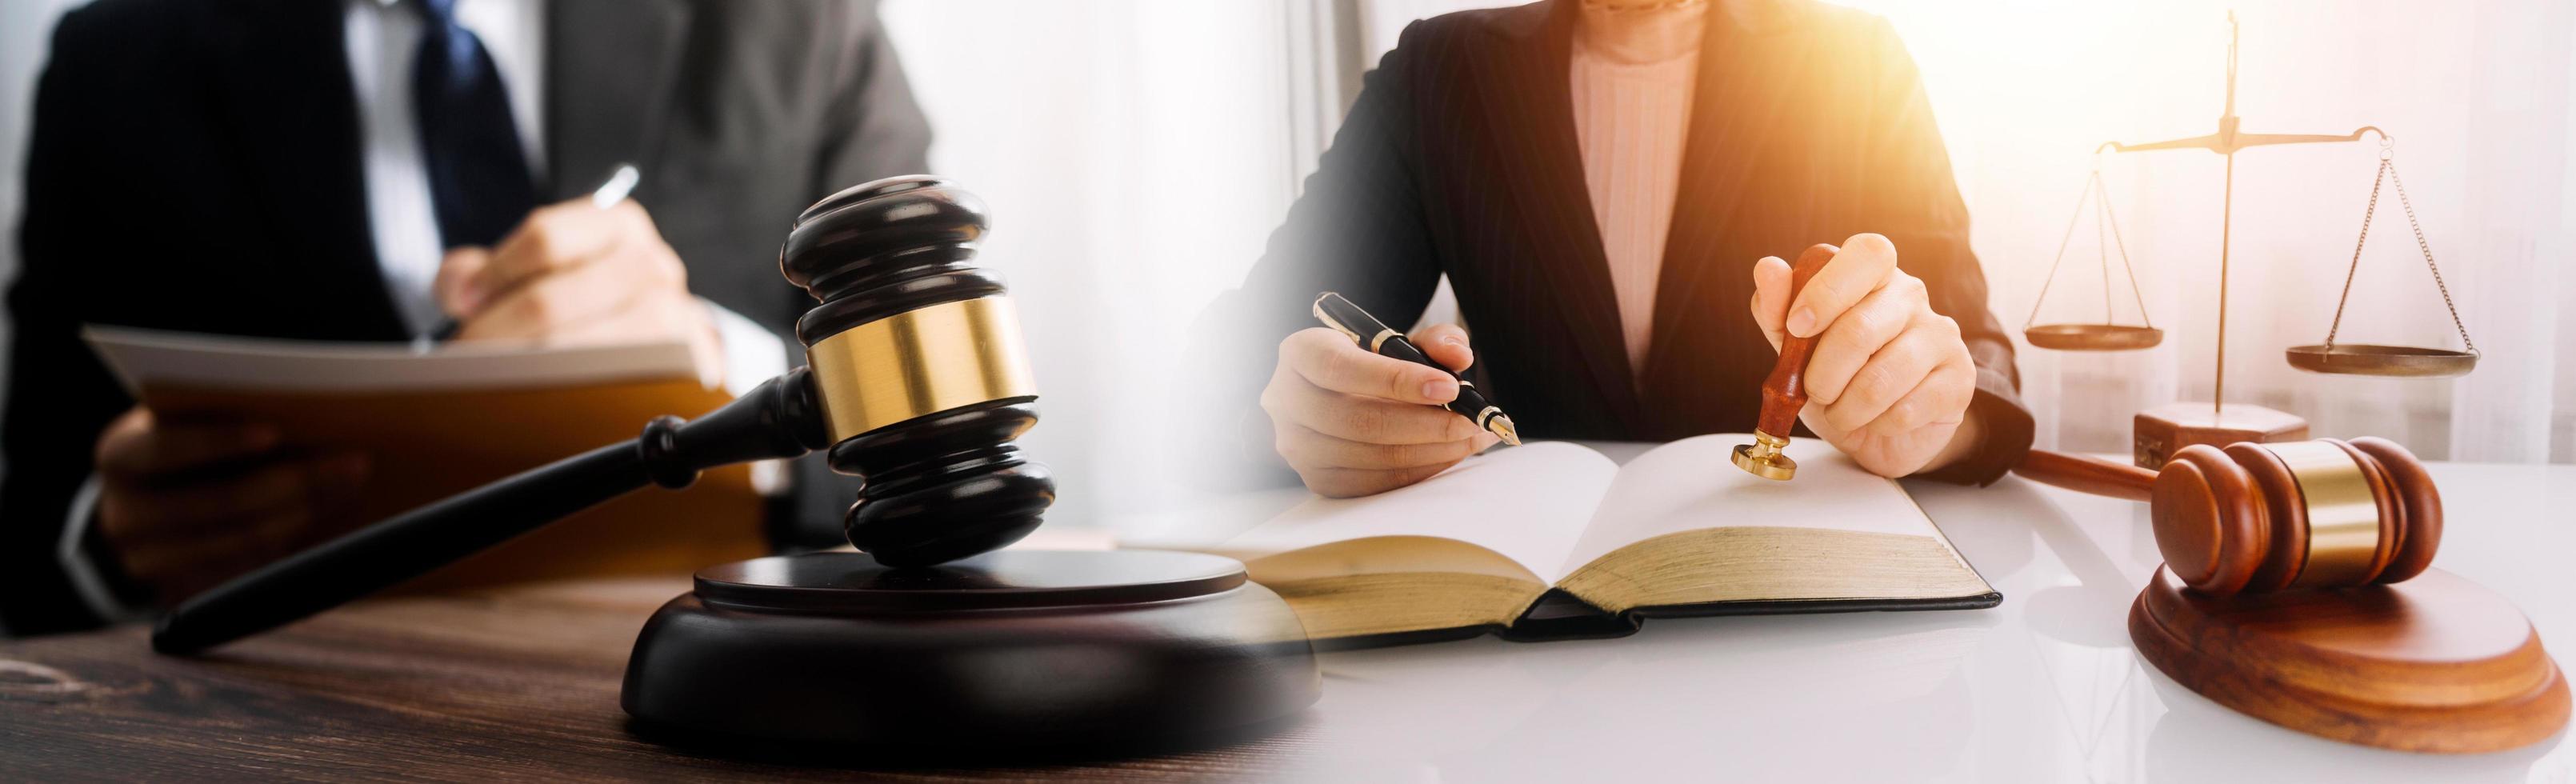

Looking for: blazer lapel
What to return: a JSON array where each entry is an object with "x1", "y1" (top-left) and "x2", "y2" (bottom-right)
[
  {"x1": 214, "y1": 0, "x2": 407, "y2": 340},
  {"x1": 1474, "y1": 1, "x2": 1646, "y2": 430},
  {"x1": 1643, "y1": 4, "x2": 1810, "y2": 378},
  {"x1": 546, "y1": 0, "x2": 691, "y2": 199}
]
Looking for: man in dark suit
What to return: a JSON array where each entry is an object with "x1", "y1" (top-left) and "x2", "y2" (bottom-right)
[
  {"x1": 2, "y1": 0, "x2": 928, "y2": 634},
  {"x1": 1211, "y1": 0, "x2": 2034, "y2": 497}
]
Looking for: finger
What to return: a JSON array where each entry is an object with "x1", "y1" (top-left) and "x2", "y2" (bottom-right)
[
  {"x1": 1267, "y1": 375, "x2": 1478, "y2": 444},
  {"x1": 1861, "y1": 355, "x2": 1977, "y2": 438},
  {"x1": 434, "y1": 246, "x2": 494, "y2": 317},
  {"x1": 1409, "y1": 323, "x2": 1475, "y2": 374},
  {"x1": 1297, "y1": 461, "x2": 1463, "y2": 499},
  {"x1": 95, "y1": 414, "x2": 282, "y2": 478},
  {"x1": 1275, "y1": 422, "x2": 1482, "y2": 472},
  {"x1": 1747, "y1": 256, "x2": 1793, "y2": 351},
  {"x1": 1804, "y1": 274, "x2": 1930, "y2": 406},
  {"x1": 454, "y1": 255, "x2": 652, "y2": 342},
  {"x1": 1820, "y1": 314, "x2": 1955, "y2": 433},
  {"x1": 117, "y1": 502, "x2": 324, "y2": 606},
  {"x1": 1786, "y1": 232, "x2": 1899, "y2": 338},
  {"x1": 471, "y1": 199, "x2": 633, "y2": 306},
  {"x1": 102, "y1": 453, "x2": 368, "y2": 538},
  {"x1": 1281, "y1": 328, "x2": 1459, "y2": 404}
]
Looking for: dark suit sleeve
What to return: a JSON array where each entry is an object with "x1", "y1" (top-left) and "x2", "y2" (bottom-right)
[
  {"x1": 1856, "y1": 16, "x2": 2033, "y2": 486},
  {"x1": 1182, "y1": 22, "x2": 1450, "y2": 489},
  {"x1": 810, "y1": 0, "x2": 931, "y2": 197},
  {"x1": 2, "y1": 7, "x2": 144, "y2": 634},
  {"x1": 766, "y1": 0, "x2": 934, "y2": 549}
]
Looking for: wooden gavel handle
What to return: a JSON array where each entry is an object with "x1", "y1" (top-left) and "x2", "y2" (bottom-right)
[
  {"x1": 1755, "y1": 244, "x2": 1840, "y2": 438},
  {"x1": 2014, "y1": 449, "x2": 2156, "y2": 502}
]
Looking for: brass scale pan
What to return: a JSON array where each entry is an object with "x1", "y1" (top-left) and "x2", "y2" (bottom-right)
[
  {"x1": 2024, "y1": 323, "x2": 2164, "y2": 351},
  {"x1": 2284, "y1": 343, "x2": 2477, "y2": 378},
  {"x1": 2023, "y1": 327, "x2": 2474, "y2": 378}
]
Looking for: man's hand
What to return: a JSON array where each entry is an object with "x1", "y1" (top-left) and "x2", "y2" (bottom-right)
[
  {"x1": 1750, "y1": 233, "x2": 1981, "y2": 478},
  {"x1": 1261, "y1": 324, "x2": 1501, "y2": 498},
  {"x1": 93, "y1": 407, "x2": 369, "y2": 605},
  {"x1": 434, "y1": 198, "x2": 722, "y2": 382}
]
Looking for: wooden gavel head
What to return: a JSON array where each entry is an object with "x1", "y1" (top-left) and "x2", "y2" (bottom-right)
[
  {"x1": 2148, "y1": 437, "x2": 2442, "y2": 597},
  {"x1": 2138, "y1": 437, "x2": 2441, "y2": 597},
  {"x1": 778, "y1": 176, "x2": 1054, "y2": 567}
]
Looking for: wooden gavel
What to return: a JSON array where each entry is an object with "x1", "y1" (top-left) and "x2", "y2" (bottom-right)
[
  {"x1": 1738, "y1": 246, "x2": 2442, "y2": 598},
  {"x1": 2015, "y1": 438, "x2": 2440, "y2": 597}
]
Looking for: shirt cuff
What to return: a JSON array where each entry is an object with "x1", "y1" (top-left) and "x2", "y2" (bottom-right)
[
  {"x1": 55, "y1": 475, "x2": 145, "y2": 623},
  {"x1": 1918, "y1": 363, "x2": 2037, "y2": 486},
  {"x1": 703, "y1": 297, "x2": 789, "y2": 398},
  {"x1": 702, "y1": 298, "x2": 794, "y2": 495}
]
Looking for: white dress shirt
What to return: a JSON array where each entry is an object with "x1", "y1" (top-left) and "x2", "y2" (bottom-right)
[{"x1": 58, "y1": 0, "x2": 788, "y2": 620}]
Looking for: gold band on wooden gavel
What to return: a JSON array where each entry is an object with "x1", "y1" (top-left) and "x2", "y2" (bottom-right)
[
  {"x1": 2264, "y1": 441, "x2": 2382, "y2": 590},
  {"x1": 803, "y1": 295, "x2": 1038, "y2": 441}
]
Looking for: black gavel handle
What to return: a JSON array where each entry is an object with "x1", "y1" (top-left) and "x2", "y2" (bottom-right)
[{"x1": 151, "y1": 368, "x2": 831, "y2": 655}]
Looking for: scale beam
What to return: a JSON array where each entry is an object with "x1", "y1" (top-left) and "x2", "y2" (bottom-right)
[{"x1": 2099, "y1": 126, "x2": 2386, "y2": 157}]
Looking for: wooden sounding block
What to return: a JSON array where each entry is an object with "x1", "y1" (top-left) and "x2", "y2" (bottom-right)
[
  {"x1": 623, "y1": 550, "x2": 1319, "y2": 753},
  {"x1": 2015, "y1": 437, "x2": 2570, "y2": 751},
  {"x1": 2134, "y1": 402, "x2": 2307, "y2": 469},
  {"x1": 2130, "y1": 566, "x2": 2569, "y2": 754}
]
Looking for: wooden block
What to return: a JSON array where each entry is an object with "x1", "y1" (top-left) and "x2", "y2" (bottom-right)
[
  {"x1": 2134, "y1": 402, "x2": 2307, "y2": 468},
  {"x1": 2128, "y1": 566, "x2": 2570, "y2": 754}
]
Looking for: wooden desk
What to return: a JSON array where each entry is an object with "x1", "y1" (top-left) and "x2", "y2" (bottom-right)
[
  {"x1": 6, "y1": 459, "x2": 2570, "y2": 782},
  {"x1": 0, "y1": 574, "x2": 1302, "y2": 780}
]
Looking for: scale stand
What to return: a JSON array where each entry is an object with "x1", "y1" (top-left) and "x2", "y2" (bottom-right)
[{"x1": 2080, "y1": 11, "x2": 2400, "y2": 466}]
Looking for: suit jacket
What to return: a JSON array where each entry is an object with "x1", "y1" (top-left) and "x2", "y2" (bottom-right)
[
  {"x1": 1206, "y1": 0, "x2": 2033, "y2": 485},
  {"x1": 2, "y1": 0, "x2": 929, "y2": 634}
]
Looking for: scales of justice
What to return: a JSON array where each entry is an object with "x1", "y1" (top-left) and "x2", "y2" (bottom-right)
[{"x1": 2020, "y1": 11, "x2": 2480, "y2": 467}]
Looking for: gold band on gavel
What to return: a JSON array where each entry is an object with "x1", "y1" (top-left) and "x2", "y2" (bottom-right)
[
  {"x1": 2264, "y1": 441, "x2": 2381, "y2": 588},
  {"x1": 804, "y1": 295, "x2": 1038, "y2": 441}
]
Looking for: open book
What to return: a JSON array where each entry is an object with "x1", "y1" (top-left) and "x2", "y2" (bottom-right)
[
  {"x1": 1185, "y1": 434, "x2": 1998, "y2": 645},
  {"x1": 85, "y1": 326, "x2": 766, "y2": 592}
]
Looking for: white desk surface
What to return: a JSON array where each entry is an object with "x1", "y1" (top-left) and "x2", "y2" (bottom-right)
[{"x1": 1194, "y1": 450, "x2": 2576, "y2": 782}]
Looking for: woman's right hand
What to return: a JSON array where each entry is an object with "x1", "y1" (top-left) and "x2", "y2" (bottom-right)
[
  {"x1": 92, "y1": 406, "x2": 369, "y2": 605},
  {"x1": 1259, "y1": 324, "x2": 1500, "y2": 498}
]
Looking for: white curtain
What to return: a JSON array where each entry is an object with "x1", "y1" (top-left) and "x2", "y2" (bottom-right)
[
  {"x1": 880, "y1": 0, "x2": 1310, "y2": 521},
  {"x1": 1351, "y1": 0, "x2": 2576, "y2": 463}
]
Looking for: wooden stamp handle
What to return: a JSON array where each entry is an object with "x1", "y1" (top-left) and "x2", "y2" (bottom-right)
[{"x1": 1756, "y1": 244, "x2": 1839, "y2": 438}]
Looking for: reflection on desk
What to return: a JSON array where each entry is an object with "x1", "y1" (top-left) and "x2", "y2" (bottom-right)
[{"x1": 1277, "y1": 458, "x2": 2573, "y2": 782}]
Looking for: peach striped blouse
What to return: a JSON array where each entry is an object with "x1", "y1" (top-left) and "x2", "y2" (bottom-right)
[{"x1": 1570, "y1": 0, "x2": 1706, "y2": 377}]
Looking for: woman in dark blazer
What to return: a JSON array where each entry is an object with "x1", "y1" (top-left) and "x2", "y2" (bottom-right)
[{"x1": 1209, "y1": 0, "x2": 2033, "y2": 497}]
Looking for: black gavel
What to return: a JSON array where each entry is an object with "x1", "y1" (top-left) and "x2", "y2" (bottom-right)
[{"x1": 154, "y1": 177, "x2": 1056, "y2": 654}]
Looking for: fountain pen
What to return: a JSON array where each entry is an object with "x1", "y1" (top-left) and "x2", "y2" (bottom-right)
[{"x1": 1312, "y1": 292, "x2": 1521, "y2": 446}]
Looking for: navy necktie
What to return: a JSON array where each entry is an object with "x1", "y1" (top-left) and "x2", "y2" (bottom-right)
[{"x1": 414, "y1": 0, "x2": 536, "y2": 249}]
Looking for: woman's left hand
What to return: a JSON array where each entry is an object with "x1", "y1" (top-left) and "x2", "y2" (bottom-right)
[{"x1": 1748, "y1": 233, "x2": 1981, "y2": 477}]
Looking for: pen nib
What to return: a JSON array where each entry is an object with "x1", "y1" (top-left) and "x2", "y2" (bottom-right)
[{"x1": 1488, "y1": 414, "x2": 1522, "y2": 446}]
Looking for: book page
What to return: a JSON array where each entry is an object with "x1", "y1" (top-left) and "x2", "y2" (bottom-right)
[
  {"x1": 1213, "y1": 442, "x2": 1616, "y2": 580},
  {"x1": 86, "y1": 326, "x2": 705, "y2": 394},
  {"x1": 1556, "y1": 434, "x2": 1940, "y2": 576}
]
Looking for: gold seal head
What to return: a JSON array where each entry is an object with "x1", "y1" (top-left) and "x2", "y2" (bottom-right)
[{"x1": 1730, "y1": 430, "x2": 1797, "y2": 481}]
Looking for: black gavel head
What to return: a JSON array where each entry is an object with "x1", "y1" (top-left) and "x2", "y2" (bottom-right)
[
  {"x1": 2151, "y1": 437, "x2": 2441, "y2": 597},
  {"x1": 779, "y1": 177, "x2": 1054, "y2": 566}
]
